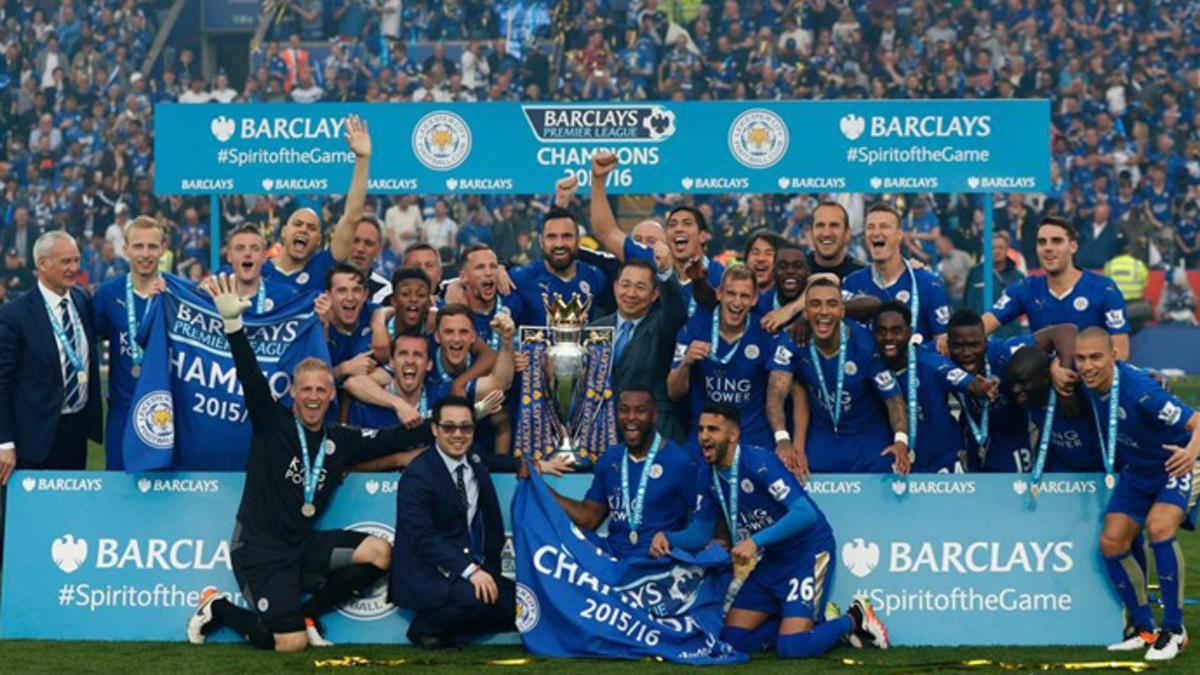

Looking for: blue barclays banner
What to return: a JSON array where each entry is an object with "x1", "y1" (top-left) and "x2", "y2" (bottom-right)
[
  {"x1": 153, "y1": 101, "x2": 1049, "y2": 196},
  {"x1": 1, "y1": 472, "x2": 1117, "y2": 645}
]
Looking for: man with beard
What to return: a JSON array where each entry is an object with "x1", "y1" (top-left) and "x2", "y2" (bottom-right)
[
  {"x1": 344, "y1": 215, "x2": 392, "y2": 304},
  {"x1": 314, "y1": 264, "x2": 376, "y2": 383},
  {"x1": 745, "y1": 231, "x2": 791, "y2": 316},
  {"x1": 668, "y1": 266, "x2": 777, "y2": 450},
  {"x1": 226, "y1": 224, "x2": 299, "y2": 312},
  {"x1": 586, "y1": 152, "x2": 723, "y2": 318},
  {"x1": 187, "y1": 274, "x2": 433, "y2": 651},
  {"x1": 346, "y1": 305, "x2": 513, "y2": 459},
  {"x1": 767, "y1": 278, "x2": 910, "y2": 477},
  {"x1": 655, "y1": 402, "x2": 890, "y2": 658},
  {"x1": 538, "y1": 388, "x2": 699, "y2": 560},
  {"x1": 807, "y1": 201, "x2": 866, "y2": 280},
  {"x1": 843, "y1": 203, "x2": 952, "y2": 349},
  {"x1": 1074, "y1": 328, "x2": 1200, "y2": 660},
  {"x1": 872, "y1": 301, "x2": 997, "y2": 473},
  {"x1": 263, "y1": 115, "x2": 372, "y2": 297},
  {"x1": 984, "y1": 216, "x2": 1130, "y2": 360},
  {"x1": 507, "y1": 207, "x2": 621, "y2": 326},
  {"x1": 944, "y1": 309, "x2": 1077, "y2": 473},
  {"x1": 92, "y1": 217, "x2": 172, "y2": 469}
]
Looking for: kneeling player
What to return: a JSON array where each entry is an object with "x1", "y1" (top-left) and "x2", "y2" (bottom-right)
[
  {"x1": 654, "y1": 402, "x2": 888, "y2": 657},
  {"x1": 186, "y1": 274, "x2": 433, "y2": 651},
  {"x1": 543, "y1": 387, "x2": 698, "y2": 559},
  {"x1": 1076, "y1": 328, "x2": 1200, "y2": 661}
]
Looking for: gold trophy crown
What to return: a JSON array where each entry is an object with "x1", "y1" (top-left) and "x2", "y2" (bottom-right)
[{"x1": 543, "y1": 292, "x2": 591, "y2": 329}]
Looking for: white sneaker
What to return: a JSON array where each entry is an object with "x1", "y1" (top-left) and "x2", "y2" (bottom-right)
[
  {"x1": 1145, "y1": 628, "x2": 1187, "y2": 661},
  {"x1": 305, "y1": 617, "x2": 335, "y2": 647},
  {"x1": 850, "y1": 597, "x2": 889, "y2": 649},
  {"x1": 1106, "y1": 627, "x2": 1156, "y2": 651},
  {"x1": 186, "y1": 588, "x2": 220, "y2": 645}
]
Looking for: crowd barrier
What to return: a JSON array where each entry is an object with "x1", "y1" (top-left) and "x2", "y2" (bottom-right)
[
  {"x1": 154, "y1": 100, "x2": 1048, "y2": 196},
  {"x1": 1, "y1": 471, "x2": 1119, "y2": 646}
]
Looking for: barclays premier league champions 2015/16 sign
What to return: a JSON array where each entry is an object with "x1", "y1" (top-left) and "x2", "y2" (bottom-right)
[
  {"x1": 154, "y1": 101, "x2": 1048, "y2": 196},
  {"x1": 3, "y1": 473, "x2": 1119, "y2": 645}
]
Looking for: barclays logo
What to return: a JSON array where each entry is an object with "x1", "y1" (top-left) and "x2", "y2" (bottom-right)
[
  {"x1": 838, "y1": 114, "x2": 866, "y2": 140},
  {"x1": 842, "y1": 538, "x2": 881, "y2": 578},
  {"x1": 210, "y1": 116, "x2": 235, "y2": 142},
  {"x1": 52, "y1": 534, "x2": 89, "y2": 574}
]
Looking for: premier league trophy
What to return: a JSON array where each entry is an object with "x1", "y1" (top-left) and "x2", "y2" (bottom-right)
[{"x1": 515, "y1": 292, "x2": 617, "y2": 468}]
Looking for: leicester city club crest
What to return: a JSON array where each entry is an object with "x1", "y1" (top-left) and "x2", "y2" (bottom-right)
[
  {"x1": 728, "y1": 109, "x2": 789, "y2": 168},
  {"x1": 133, "y1": 391, "x2": 174, "y2": 449},
  {"x1": 412, "y1": 111, "x2": 472, "y2": 171}
]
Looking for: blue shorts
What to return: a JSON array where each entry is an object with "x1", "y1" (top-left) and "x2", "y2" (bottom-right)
[
  {"x1": 1106, "y1": 466, "x2": 1200, "y2": 531},
  {"x1": 731, "y1": 539, "x2": 835, "y2": 621},
  {"x1": 806, "y1": 427, "x2": 893, "y2": 473}
]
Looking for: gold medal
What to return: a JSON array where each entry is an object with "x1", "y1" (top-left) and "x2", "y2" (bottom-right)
[
  {"x1": 1030, "y1": 483, "x2": 1040, "y2": 499},
  {"x1": 629, "y1": 530, "x2": 638, "y2": 545},
  {"x1": 301, "y1": 502, "x2": 316, "y2": 518},
  {"x1": 1105, "y1": 474, "x2": 1116, "y2": 490},
  {"x1": 132, "y1": 364, "x2": 141, "y2": 377},
  {"x1": 78, "y1": 372, "x2": 88, "y2": 387}
]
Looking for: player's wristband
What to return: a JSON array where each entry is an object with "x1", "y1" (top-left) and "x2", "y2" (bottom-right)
[
  {"x1": 461, "y1": 563, "x2": 479, "y2": 579},
  {"x1": 774, "y1": 430, "x2": 792, "y2": 443},
  {"x1": 893, "y1": 432, "x2": 909, "y2": 446}
]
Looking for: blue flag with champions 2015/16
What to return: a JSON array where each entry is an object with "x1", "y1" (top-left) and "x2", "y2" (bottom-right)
[
  {"x1": 122, "y1": 276, "x2": 330, "y2": 472},
  {"x1": 512, "y1": 469, "x2": 746, "y2": 665}
]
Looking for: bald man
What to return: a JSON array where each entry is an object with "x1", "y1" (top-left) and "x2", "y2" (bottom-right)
[{"x1": 263, "y1": 115, "x2": 373, "y2": 296}]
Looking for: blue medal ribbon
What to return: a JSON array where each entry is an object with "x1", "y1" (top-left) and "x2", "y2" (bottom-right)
[
  {"x1": 809, "y1": 323, "x2": 848, "y2": 432},
  {"x1": 1087, "y1": 364, "x2": 1121, "y2": 485},
  {"x1": 905, "y1": 339, "x2": 920, "y2": 452},
  {"x1": 434, "y1": 347, "x2": 472, "y2": 383},
  {"x1": 124, "y1": 275, "x2": 153, "y2": 368},
  {"x1": 293, "y1": 417, "x2": 328, "y2": 515},
  {"x1": 620, "y1": 434, "x2": 663, "y2": 541},
  {"x1": 957, "y1": 360, "x2": 990, "y2": 449},
  {"x1": 487, "y1": 303, "x2": 510, "y2": 350},
  {"x1": 872, "y1": 260, "x2": 920, "y2": 334},
  {"x1": 712, "y1": 444, "x2": 742, "y2": 544},
  {"x1": 43, "y1": 294, "x2": 86, "y2": 380},
  {"x1": 255, "y1": 282, "x2": 267, "y2": 313},
  {"x1": 1031, "y1": 390, "x2": 1058, "y2": 485},
  {"x1": 707, "y1": 307, "x2": 748, "y2": 365}
]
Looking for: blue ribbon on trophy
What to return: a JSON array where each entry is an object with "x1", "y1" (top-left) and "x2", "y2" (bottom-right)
[{"x1": 515, "y1": 292, "x2": 616, "y2": 467}]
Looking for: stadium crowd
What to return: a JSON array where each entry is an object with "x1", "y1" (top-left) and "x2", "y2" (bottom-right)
[
  {"x1": 1, "y1": 1, "x2": 1199, "y2": 320},
  {"x1": 1, "y1": 0, "x2": 1200, "y2": 663}
]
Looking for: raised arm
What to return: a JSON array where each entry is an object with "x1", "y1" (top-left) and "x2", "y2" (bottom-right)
[
  {"x1": 473, "y1": 313, "x2": 516, "y2": 397},
  {"x1": 330, "y1": 115, "x2": 372, "y2": 262},
  {"x1": 204, "y1": 273, "x2": 273, "y2": 424},
  {"x1": 588, "y1": 151, "x2": 629, "y2": 259}
]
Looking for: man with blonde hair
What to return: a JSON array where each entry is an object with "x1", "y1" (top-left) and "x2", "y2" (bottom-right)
[{"x1": 93, "y1": 216, "x2": 174, "y2": 468}]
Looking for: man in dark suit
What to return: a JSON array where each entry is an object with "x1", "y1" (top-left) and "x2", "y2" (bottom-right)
[
  {"x1": 590, "y1": 258, "x2": 694, "y2": 442},
  {"x1": 0, "y1": 230, "x2": 102, "y2": 480},
  {"x1": 390, "y1": 395, "x2": 514, "y2": 648}
]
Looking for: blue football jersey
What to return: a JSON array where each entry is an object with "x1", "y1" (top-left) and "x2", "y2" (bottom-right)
[
  {"x1": 263, "y1": 249, "x2": 335, "y2": 297},
  {"x1": 895, "y1": 346, "x2": 974, "y2": 473},
  {"x1": 990, "y1": 271, "x2": 1129, "y2": 334},
  {"x1": 842, "y1": 264, "x2": 951, "y2": 341},
  {"x1": 962, "y1": 336, "x2": 1035, "y2": 472},
  {"x1": 1026, "y1": 402, "x2": 1103, "y2": 473},
  {"x1": 327, "y1": 303, "x2": 377, "y2": 369},
  {"x1": 1078, "y1": 362, "x2": 1194, "y2": 476},
  {"x1": 584, "y1": 440, "x2": 700, "y2": 559},
  {"x1": 769, "y1": 321, "x2": 900, "y2": 436},
  {"x1": 671, "y1": 307, "x2": 776, "y2": 448},
  {"x1": 94, "y1": 274, "x2": 165, "y2": 469},
  {"x1": 697, "y1": 446, "x2": 833, "y2": 560},
  {"x1": 471, "y1": 295, "x2": 523, "y2": 349}
]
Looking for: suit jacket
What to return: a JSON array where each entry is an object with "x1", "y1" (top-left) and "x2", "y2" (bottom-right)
[
  {"x1": 0, "y1": 283, "x2": 102, "y2": 465},
  {"x1": 2, "y1": 225, "x2": 36, "y2": 266},
  {"x1": 590, "y1": 273, "x2": 688, "y2": 441},
  {"x1": 389, "y1": 448, "x2": 505, "y2": 610}
]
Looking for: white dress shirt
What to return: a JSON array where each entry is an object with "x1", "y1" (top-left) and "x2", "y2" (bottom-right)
[
  {"x1": 38, "y1": 282, "x2": 89, "y2": 412},
  {"x1": 438, "y1": 447, "x2": 478, "y2": 524}
]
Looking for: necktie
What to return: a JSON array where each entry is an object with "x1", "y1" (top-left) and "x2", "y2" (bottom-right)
[
  {"x1": 60, "y1": 298, "x2": 83, "y2": 410},
  {"x1": 614, "y1": 320, "x2": 634, "y2": 362},
  {"x1": 455, "y1": 464, "x2": 468, "y2": 514}
]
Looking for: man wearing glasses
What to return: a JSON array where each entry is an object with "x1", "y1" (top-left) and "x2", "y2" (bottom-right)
[{"x1": 390, "y1": 395, "x2": 515, "y2": 649}]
